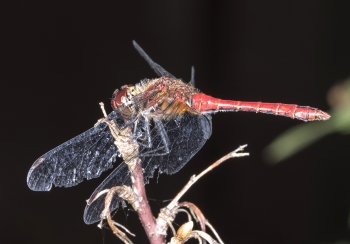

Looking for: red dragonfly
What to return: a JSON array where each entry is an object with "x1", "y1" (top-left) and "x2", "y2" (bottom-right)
[{"x1": 27, "y1": 41, "x2": 330, "y2": 224}]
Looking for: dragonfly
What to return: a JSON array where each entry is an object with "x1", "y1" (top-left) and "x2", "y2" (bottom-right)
[{"x1": 27, "y1": 41, "x2": 330, "y2": 225}]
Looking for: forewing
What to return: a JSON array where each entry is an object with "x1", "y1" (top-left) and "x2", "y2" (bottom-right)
[
  {"x1": 27, "y1": 111, "x2": 122, "y2": 191},
  {"x1": 83, "y1": 112, "x2": 212, "y2": 224}
]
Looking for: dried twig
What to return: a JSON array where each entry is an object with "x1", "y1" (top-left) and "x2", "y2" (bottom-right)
[
  {"x1": 112, "y1": 221, "x2": 136, "y2": 237},
  {"x1": 157, "y1": 145, "x2": 249, "y2": 241},
  {"x1": 99, "y1": 102, "x2": 165, "y2": 244},
  {"x1": 178, "y1": 202, "x2": 206, "y2": 231},
  {"x1": 106, "y1": 215, "x2": 133, "y2": 244},
  {"x1": 205, "y1": 221, "x2": 224, "y2": 244},
  {"x1": 170, "y1": 145, "x2": 248, "y2": 210},
  {"x1": 130, "y1": 159, "x2": 165, "y2": 243}
]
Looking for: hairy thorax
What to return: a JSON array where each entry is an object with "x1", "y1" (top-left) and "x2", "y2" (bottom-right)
[{"x1": 111, "y1": 77, "x2": 200, "y2": 122}]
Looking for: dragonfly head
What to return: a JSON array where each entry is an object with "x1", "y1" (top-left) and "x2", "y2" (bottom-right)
[{"x1": 111, "y1": 85, "x2": 136, "y2": 109}]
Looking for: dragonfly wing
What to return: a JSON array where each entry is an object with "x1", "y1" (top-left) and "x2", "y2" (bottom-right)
[
  {"x1": 141, "y1": 112, "x2": 212, "y2": 179},
  {"x1": 83, "y1": 89, "x2": 212, "y2": 224},
  {"x1": 133, "y1": 41, "x2": 176, "y2": 78},
  {"x1": 84, "y1": 162, "x2": 131, "y2": 224},
  {"x1": 84, "y1": 118, "x2": 148, "y2": 224},
  {"x1": 188, "y1": 66, "x2": 195, "y2": 87},
  {"x1": 27, "y1": 111, "x2": 123, "y2": 191},
  {"x1": 83, "y1": 113, "x2": 212, "y2": 224}
]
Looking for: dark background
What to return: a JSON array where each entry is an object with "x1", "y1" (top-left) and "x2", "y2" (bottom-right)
[{"x1": 2, "y1": 1, "x2": 350, "y2": 243}]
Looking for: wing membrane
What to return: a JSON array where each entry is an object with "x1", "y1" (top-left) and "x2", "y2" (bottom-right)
[
  {"x1": 27, "y1": 111, "x2": 122, "y2": 191},
  {"x1": 83, "y1": 111, "x2": 212, "y2": 224}
]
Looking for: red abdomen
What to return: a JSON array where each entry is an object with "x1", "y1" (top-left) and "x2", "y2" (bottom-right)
[{"x1": 191, "y1": 93, "x2": 330, "y2": 122}]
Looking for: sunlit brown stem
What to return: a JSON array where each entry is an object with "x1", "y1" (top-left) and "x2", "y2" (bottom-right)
[
  {"x1": 112, "y1": 221, "x2": 136, "y2": 237},
  {"x1": 188, "y1": 230, "x2": 219, "y2": 244},
  {"x1": 106, "y1": 215, "x2": 133, "y2": 244},
  {"x1": 178, "y1": 202, "x2": 206, "y2": 232},
  {"x1": 205, "y1": 220, "x2": 224, "y2": 244},
  {"x1": 129, "y1": 159, "x2": 166, "y2": 244},
  {"x1": 99, "y1": 102, "x2": 165, "y2": 243},
  {"x1": 100, "y1": 185, "x2": 136, "y2": 219},
  {"x1": 177, "y1": 202, "x2": 224, "y2": 243}
]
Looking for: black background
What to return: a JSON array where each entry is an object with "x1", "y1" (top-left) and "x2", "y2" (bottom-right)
[{"x1": 2, "y1": 1, "x2": 350, "y2": 243}]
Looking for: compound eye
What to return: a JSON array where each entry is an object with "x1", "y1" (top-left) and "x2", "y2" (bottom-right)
[{"x1": 111, "y1": 88, "x2": 127, "y2": 109}]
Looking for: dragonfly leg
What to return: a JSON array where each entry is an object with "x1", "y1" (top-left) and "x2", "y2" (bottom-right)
[
  {"x1": 154, "y1": 119, "x2": 170, "y2": 154},
  {"x1": 137, "y1": 118, "x2": 171, "y2": 157},
  {"x1": 135, "y1": 114, "x2": 153, "y2": 148}
]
